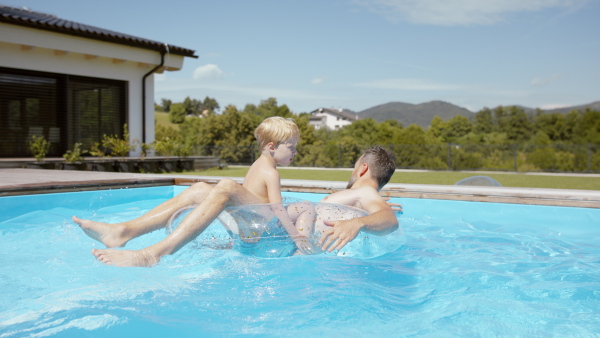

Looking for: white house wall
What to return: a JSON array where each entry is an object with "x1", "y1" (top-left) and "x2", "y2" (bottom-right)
[
  {"x1": 0, "y1": 23, "x2": 186, "y2": 154},
  {"x1": 311, "y1": 112, "x2": 353, "y2": 130}
]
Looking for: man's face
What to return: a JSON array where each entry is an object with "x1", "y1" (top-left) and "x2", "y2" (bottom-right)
[{"x1": 346, "y1": 156, "x2": 363, "y2": 189}]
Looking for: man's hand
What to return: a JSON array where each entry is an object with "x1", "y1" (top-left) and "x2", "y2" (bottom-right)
[
  {"x1": 383, "y1": 197, "x2": 403, "y2": 213},
  {"x1": 319, "y1": 218, "x2": 362, "y2": 252},
  {"x1": 292, "y1": 235, "x2": 322, "y2": 255}
]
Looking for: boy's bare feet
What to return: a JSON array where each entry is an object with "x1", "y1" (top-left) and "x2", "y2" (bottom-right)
[
  {"x1": 72, "y1": 216, "x2": 130, "y2": 248},
  {"x1": 92, "y1": 248, "x2": 159, "y2": 267}
]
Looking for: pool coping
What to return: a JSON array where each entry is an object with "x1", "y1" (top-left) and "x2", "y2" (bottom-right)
[
  {"x1": 1, "y1": 168, "x2": 598, "y2": 208},
  {"x1": 173, "y1": 177, "x2": 600, "y2": 208}
]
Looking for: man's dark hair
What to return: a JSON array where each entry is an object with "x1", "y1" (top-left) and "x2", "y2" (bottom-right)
[{"x1": 361, "y1": 146, "x2": 396, "y2": 189}]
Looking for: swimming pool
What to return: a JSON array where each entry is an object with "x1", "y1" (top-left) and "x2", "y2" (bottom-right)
[{"x1": 1, "y1": 186, "x2": 599, "y2": 336}]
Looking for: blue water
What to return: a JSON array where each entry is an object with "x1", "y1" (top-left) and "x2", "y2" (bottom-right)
[{"x1": 1, "y1": 186, "x2": 599, "y2": 336}]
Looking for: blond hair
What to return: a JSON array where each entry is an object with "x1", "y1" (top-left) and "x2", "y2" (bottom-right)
[{"x1": 254, "y1": 116, "x2": 300, "y2": 150}]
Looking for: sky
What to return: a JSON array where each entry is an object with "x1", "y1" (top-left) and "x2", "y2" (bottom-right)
[{"x1": 4, "y1": 0, "x2": 600, "y2": 114}]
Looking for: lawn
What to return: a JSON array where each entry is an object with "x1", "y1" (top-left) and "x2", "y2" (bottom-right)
[{"x1": 175, "y1": 167, "x2": 600, "y2": 191}]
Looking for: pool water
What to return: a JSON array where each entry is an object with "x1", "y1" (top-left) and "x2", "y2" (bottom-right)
[{"x1": 1, "y1": 186, "x2": 599, "y2": 336}]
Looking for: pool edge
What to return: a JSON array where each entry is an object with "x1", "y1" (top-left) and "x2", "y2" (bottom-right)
[{"x1": 0, "y1": 169, "x2": 598, "y2": 208}]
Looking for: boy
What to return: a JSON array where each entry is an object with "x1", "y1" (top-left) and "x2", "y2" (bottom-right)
[{"x1": 74, "y1": 116, "x2": 313, "y2": 266}]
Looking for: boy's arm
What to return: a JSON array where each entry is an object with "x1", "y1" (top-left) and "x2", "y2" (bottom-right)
[{"x1": 263, "y1": 168, "x2": 316, "y2": 254}]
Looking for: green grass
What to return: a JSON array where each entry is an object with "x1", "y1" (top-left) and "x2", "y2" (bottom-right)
[
  {"x1": 155, "y1": 111, "x2": 179, "y2": 130},
  {"x1": 175, "y1": 167, "x2": 600, "y2": 191},
  {"x1": 155, "y1": 111, "x2": 196, "y2": 131}
]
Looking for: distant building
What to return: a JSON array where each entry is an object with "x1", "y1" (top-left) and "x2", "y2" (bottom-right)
[
  {"x1": 0, "y1": 5, "x2": 197, "y2": 157},
  {"x1": 309, "y1": 107, "x2": 359, "y2": 130}
]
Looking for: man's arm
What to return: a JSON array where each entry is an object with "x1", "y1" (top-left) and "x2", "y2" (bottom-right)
[{"x1": 319, "y1": 189, "x2": 399, "y2": 252}]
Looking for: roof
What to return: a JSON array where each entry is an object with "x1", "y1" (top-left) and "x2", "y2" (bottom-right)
[
  {"x1": 310, "y1": 107, "x2": 360, "y2": 121},
  {"x1": 0, "y1": 5, "x2": 197, "y2": 58}
]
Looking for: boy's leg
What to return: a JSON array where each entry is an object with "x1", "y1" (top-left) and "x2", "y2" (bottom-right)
[
  {"x1": 287, "y1": 202, "x2": 317, "y2": 237},
  {"x1": 286, "y1": 202, "x2": 321, "y2": 255},
  {"x1": 92, "y1": 179, "x2": 262, "y2": 267},
  {"x1": 74, "y1": 182, "x2": 214, "y2": 248}
]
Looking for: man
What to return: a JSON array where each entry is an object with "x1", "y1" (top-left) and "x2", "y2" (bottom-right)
[
  {"x1": 318, "y1": 145, "x2": 399, "y2": 252},
  {"x1": 76, "y1": 146, "x2": 400, "y2": 266}
]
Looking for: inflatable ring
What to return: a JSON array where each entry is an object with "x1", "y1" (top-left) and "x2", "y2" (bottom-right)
[{"x1": 167, "y1": 198, "x2": 404, "y2": 258}]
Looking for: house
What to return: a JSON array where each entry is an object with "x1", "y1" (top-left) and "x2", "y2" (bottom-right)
[
  {"x1": 0, "y1": 5, "x2": 197, "y2": 158},
  {"x1": 309, "y1": 107, "x2": 359, "y2": 130}
]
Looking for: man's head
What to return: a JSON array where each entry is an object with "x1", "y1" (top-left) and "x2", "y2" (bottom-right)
[
  {"x1": 254, "y1": 116, "x2": 300, "y2": 151},
  {"x1": 347, "y1": 146, "x2": 396, "y2": 190}
]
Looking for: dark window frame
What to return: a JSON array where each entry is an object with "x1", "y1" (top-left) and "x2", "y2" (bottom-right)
[{"x1": 0, "y1": 67, "x2": 127, "y2": 158}]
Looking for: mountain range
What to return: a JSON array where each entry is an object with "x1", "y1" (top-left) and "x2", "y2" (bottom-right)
[{"x1": 357, "y1": 100, "x2": 600, "y2": 128}]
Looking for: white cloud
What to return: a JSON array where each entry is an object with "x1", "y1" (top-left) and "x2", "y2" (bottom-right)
[
  {"x1": 193, "y1": 64, "x2": 224, "y2": 80},
  {"x1": 311, "y1": 77, "x2": 328, "y2": 85},
  {"x1": 354, "y1": 78, "x2": 464, "y2": 90},
  {"x1": 353, "y1": 0, "x2": 588, "y2": 26},
  {"x1": 538, "y1": 103, "x2": 571, "y2": 109},
  {"x1": 530, "y1": 74, "x2": 562, "y2": 87}
]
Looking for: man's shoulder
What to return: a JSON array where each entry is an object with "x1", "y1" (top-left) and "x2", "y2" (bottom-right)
[
  {"x1": 322, "y1": 186, "x2": 381, "y2": 205},
  {"x1": 351, "y1": 186, "x2": 381, "y2": 197}
]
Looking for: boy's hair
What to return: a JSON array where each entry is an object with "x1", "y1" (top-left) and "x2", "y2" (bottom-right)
[
  {"x1": 254, "y1": 116, "x2": 300, "y2": 150},
  {"x1": 361, "y1": 146, "x2": 396, "y2": 189}
]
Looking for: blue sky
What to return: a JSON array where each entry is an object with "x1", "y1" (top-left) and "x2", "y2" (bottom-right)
[{"x1": 5, "y1": 0, "x2": 599, "y2": 114}]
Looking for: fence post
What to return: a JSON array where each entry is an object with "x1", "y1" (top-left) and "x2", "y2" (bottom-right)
[
  {"x1": 588, "y1": 143, "x2": 592, "y2": 172},
  {"x1": 447, "y1": 143, "x2": 452, "y2": 170},
  {"x1": 513, "y1": 143, "x2": 518, "y2": 172}
]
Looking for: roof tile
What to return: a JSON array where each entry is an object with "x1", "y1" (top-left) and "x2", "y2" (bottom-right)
[{"x1": 0, "y1": 5, "x2": 197, "y2": 58}]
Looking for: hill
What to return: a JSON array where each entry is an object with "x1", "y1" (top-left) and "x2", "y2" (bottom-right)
[
  {"x1": 519, "y1": 101, "x2": 600, "y2": 115},
  {"x1": 358, "y1": 100, "x2": 473, "y2": 128},
  {"x1": 357, "y1": 100, "x2": 600, "y2": 128}
]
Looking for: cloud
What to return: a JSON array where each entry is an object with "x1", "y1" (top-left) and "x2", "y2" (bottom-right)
[
  {"x1": 311, "y1": 77, "x2": 328, "y2": 85},
  {"x1": 354, "y1": 78, "x2": 464, "y2": 90},
  {"x1": 538, "y1": 103, "x2": 571, "y2": 109},
  {"x1": 193, "y1": 64, "x2": 224, "y2": 80},
  {"x1": 530, "y1": 74, "x2": 563, "y2": 87},
  {"x1": 353, "y1": 0, "x2": 589, "y2": 26}
]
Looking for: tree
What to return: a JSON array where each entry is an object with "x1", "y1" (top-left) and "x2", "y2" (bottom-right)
[
  {"x1": 506, "y1": 106, "x2": 531, "y2": 142},
  {"x1": 252, "y1": 98, "x2": 295, "y2": 119},
  {"x1": 429, "y1": 116, "x2": 447, "y2": 140},
  {"x1": 580, "y1": 108, "x2": 600, "y2": 144},
  {"x1": 183, "y1": 96, "x2": 203, "y2": 116},
  {"x1": 160, "y1": 98, "x2": 172, "y2": 113},
  {"x1": 337, "y1": 118, "x2": 381, "y2": 146},
  {"x1": 202, "y1": 96, "x2": 220, "y2": 115},
  {"x1": 493, "y1": 106, "x2": 509, "y2": 133},
  {"x1": 473, "y1": 108, "x2": 493, "y2": 134},
  {"x1": 378, "y1": 120, "x2": 402, "y2": 145},
  {"x1": 563, "y1": 110, "x2": 582, "y2": 143},
  {"x1": 445, "y1": 115, "x2": 472, "y2": 141},
  {"x1": 533, "y1": 112, "x2": 565, "y2": 141},
  {"x1": 169, "y1": 103, "x2": 186, "y2": 124}
]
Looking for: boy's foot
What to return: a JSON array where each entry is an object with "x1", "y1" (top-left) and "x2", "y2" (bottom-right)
[
  {"x1": 73, "y1": 216, "x2": 129, "y2": 248},
  {"x1": 92, "y1": 248, "x2": 159, "y2": 267}
]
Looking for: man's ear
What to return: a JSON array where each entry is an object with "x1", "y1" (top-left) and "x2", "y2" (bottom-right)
[{"x1": 358, "y1": 162, "x2": 369, "y2": 176}]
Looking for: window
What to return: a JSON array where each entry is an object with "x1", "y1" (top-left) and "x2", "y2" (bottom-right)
[
  {"x1": 69, "y1": 77, "x2": 126, "y2": 150},
  {"x1": 0, "y1": 67, "x2": 126, "y2": 157}
]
